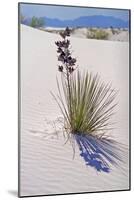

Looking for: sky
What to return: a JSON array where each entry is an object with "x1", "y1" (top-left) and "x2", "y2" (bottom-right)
[{"x1": 20, "y1": 3, "x2": 129, "y2": 21}]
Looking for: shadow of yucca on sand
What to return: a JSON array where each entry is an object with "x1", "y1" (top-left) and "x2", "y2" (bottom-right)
[
  {"x1": 75, "y1": 134, "x2": 126, "y2": 172},
  {"x1": 53, "y1": 27, "x2": 125, "y2": 172}
]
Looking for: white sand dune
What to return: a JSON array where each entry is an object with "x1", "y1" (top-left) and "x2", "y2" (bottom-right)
[
  {"x1": 43, "y1": 27, "x2": 129, "y2": 41},
  {"x1": 20, "y1": 25, "x2": 129, "y2": 196}
]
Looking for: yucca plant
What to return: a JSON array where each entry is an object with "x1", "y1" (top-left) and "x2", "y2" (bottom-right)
[
  {"x1": 52, "y1": 27, "x2": 123, "y2": 172},
  {"x1": 54, "y1": 27, "x2": 117, "y2": 138},
  {"x1": 58, "y1": 71, "x2": 117, "y2": 136}
]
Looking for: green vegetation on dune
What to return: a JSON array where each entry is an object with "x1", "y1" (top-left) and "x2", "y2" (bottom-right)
[
  {"x1": 87, "y1": 29, "x2": 109, "y2": 40},
  {"x1": 30, "y1": 16, "x2": 44, "y2": 28}
]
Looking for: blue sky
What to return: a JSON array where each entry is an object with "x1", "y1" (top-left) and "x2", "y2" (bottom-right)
[{"x1": 20, "y1": 3, "x2": 129, "y2": 21}]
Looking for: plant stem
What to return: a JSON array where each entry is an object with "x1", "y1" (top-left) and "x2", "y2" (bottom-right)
[
  {"x1": 66, "y1": 62, "x2": 73, "y2": 130},
  {"x1": 60, "y1": 37, "x2": 73, "y2": 130}
]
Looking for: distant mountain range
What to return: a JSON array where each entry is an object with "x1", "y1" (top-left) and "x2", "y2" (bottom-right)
[{"x1": 22, "y1": 15, "x2": 129, "y2": 28}]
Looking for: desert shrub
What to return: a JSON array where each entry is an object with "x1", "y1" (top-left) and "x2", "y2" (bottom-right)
[
  {"x1": 30, "y1": 16, "x2": 44, "y2": 28},
  {"x1": 95, "y1": 30, "x2": 108, "y2": 40},
  {"x1": 87, "y1": 29, "x2": 109, "y2": 40},
  {"x1": 87, "y1": 29, "x2": 96, "y2": 39}
]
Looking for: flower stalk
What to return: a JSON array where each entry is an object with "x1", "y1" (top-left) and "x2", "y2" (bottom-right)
[{"x1": 55, "y1": 27, "x2": 77, "y2": 131}]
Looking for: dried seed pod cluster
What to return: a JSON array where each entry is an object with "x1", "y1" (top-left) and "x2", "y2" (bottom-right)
[{"x1": 55, "y1": 27, "x2": 77, "y2": 74}]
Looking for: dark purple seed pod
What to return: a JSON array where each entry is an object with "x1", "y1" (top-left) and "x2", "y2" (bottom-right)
[
  {"x1": 61, "y1": 52, "x2": 65, "y2": 57},
  {"x1": 68, "y1": 67, "x2": 74, "y2": 74},
  {"x1": 57, "y1": 47, "x2": 62, "y2": 53},
  {"x1": 68, "y1": 67, "x2": 71, "y2": 73},
  {"x1": 55, "y1": 41, "x2": 63, "y2": 48},
  {"x1": 68, "y1": 56, "x2": 72, "y2": 61},
  {"x1": 58, "y1": 55, "x2": 64, "y2": 62},
  {"x1": 58, "y1": 65, "x2": 63, "y2": 72},
  {"x1": 69, "y1": 58, "x2": 76, "y2": 66},
  {"x1": 64, "y1": 27, "x2": 71, "y2": 37},
  {"x1": 63, "y1": 40, "x2": 70, "y2": 48},
  {"x1": 55, "y1": 41, "x2": 59, "y2": 46},
  {"x1": 66, "y1": 39, "x2": 70, "y2": 46}
]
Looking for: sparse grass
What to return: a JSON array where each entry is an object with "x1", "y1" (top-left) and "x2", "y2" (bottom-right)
[
  {"x1": 52, "y1": 71, "x2": 117, "y2": 138},
  {"x1": 87, "y1": 29, "x2": 109, "y2": 40}
]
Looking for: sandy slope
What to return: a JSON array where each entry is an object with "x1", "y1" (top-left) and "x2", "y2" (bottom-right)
[
  {"x1": 44, "y1": 27, "x2": 129, "y2": 41},
  {"x1": 20, "y1": 25, "x2": 129, "y2": 196}
]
